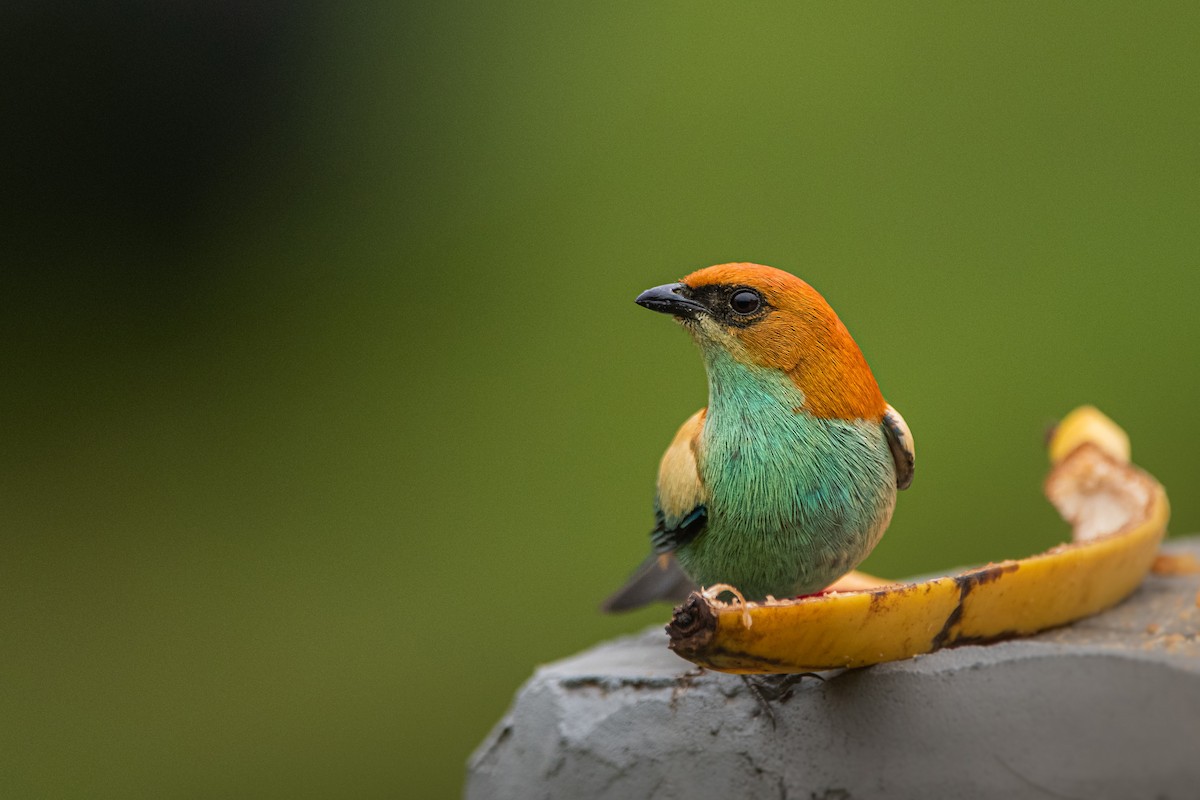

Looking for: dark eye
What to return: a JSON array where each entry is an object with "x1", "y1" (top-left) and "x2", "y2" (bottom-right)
[{"x1": 730, "y1": 289, "x2": 761, "y2": 315}]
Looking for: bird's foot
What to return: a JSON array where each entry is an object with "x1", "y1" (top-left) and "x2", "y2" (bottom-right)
[{"x1": 741, "y1": 672, "x2": 825, "y2": 726}]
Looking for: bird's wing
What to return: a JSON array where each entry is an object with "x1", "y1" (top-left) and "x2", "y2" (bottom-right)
[
  {"x1": 650, "y1": 408, "x2": 709, "y2": 553},
  {"x1": 599, "y1": 409, "x2": 708, "y2": 613},
  {"x1": 883, "y1": 403, "x2": 915, "y2": 490}
]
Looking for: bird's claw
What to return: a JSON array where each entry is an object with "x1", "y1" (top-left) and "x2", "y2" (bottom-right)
[{"x1": 741, "y1": 673, "x2": 824, "y2": 726}]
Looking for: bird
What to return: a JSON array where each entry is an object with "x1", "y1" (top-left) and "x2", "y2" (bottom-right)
[{"x1": 603, "y1": 263, "x2": 914, "y2": 612}]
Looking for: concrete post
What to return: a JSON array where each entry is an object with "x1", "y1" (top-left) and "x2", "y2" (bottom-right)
[{"x1": 468, "y1": 538, "x2": 1200, "y2": 800}]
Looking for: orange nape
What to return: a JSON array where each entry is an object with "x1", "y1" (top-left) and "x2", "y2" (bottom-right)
[{"x1": 682, "y1": 263, "x2": 885, "y2": 422}]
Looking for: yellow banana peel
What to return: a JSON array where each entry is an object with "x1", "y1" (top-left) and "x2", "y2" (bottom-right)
[{"x1": 666, "y1": 407, "x2": 1169, "y2": 674}]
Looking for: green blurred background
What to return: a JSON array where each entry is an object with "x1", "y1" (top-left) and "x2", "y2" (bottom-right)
[{"x1": 3, "y1": 2, "x2": 1199, "y2": 797}]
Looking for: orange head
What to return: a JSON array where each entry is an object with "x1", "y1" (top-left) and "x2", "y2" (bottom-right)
[{"x1": 635, "y1": 263, "x2": 885, "y2": 421}]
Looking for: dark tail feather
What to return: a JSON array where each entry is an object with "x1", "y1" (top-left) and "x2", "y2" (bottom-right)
[{"x1": 600, "y1": 553, "x2": 696, "y2": 613}]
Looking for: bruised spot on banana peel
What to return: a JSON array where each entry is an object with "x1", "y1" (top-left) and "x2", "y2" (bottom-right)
[
  {"x1": 867, "y1": 584, "x2": 917, "y2": 612},
  {"x1": 931, "y1": 563, "x2": 1021, "y2": 650}
]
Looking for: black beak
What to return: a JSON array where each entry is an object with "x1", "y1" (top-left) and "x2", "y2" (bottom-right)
[{"x1": 635, "y1": 283, "x2": 706, "y2": 319}]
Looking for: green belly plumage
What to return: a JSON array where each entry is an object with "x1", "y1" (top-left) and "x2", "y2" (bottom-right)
[{"x1": 675, "y1": 350, "x2": 897, "y2": 600}]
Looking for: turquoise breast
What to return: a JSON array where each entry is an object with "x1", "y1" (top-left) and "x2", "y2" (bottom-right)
[{"x1": 675, "y1": 351, "x2": 897, "y2": 600}]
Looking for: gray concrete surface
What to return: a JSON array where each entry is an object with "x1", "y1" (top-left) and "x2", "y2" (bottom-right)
[{"x1": 467, "y1": 537, "x2": 1200, "y2": 800}]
